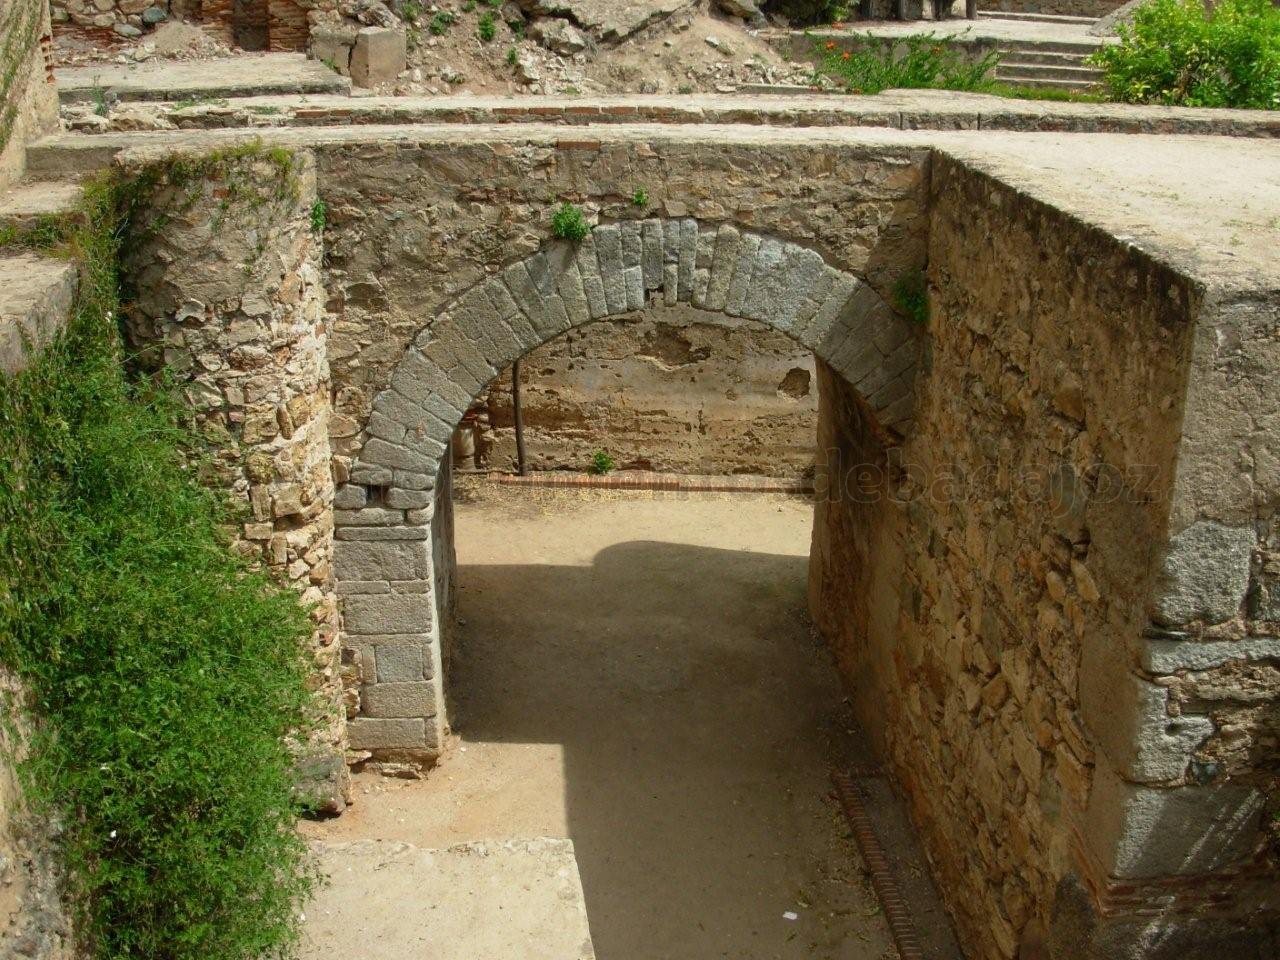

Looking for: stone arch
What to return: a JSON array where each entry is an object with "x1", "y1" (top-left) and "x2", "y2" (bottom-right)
[{"x1": 334, "y1": 219, "x2": 922, "y2": 762}]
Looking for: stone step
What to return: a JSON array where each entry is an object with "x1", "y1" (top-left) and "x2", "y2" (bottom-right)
[
  {"x1": 997, "y1": 62, "x2": 1103, "y2": 83},
  {"x1": 301, "y1": 838, "x2": 595, "y2": 960},
  {"x1": 979, "y1": 10, "x2": 1098, "y2": 24},
  {"x1": 994, "y1": 74, "x2": 1102, "y2": 93},
  {"x1": 997, "y1": 38, "x2": 1104, "y2": 55},
  {"x1": 0, "y1": 252, "x2": 78, "y2": 377},
  {"x1": 0, "y1": 180, "x2": 85, "y2": 240},
  {"x1": 998, "y1": 48, "x2": 1098, "y2": 67},
  {"x1": 55, "y1": 53, "x2": 350, "y2": 105}
]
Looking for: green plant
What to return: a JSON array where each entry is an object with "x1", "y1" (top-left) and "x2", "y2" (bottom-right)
[
  {"x1": 812, "y1": 33, "x2": 999, "y2": 95},
  {"x1": 893, "y1": 268, "x2": 929, "y2": 327},
  {"x1": 90, "y1": 83, "x2": 109, "y2": 117},
  {"x1": 478, "y1": 11, "x2": 497, "y2": 42},
  {"x1": 589, "y1": 450, "x2": 617, "y2": 475},
  {"x1": 1090, "y1": 0, "x2": 1280, "y2": 109},
  {"x1": 0, "y1": 169, "x2": 319, "y2": 960},
  {"x1": 631, "y1": 187, "x2": 650, "y2": 209},
  {"x1": 406, "y1": 24, "x2": 420, "y2": 50},
  {"x1": 506, "y1": 46, "x2": 519, "y2": 65},
  {"x1": 429, "y1": 10, "x2": 454, "y2": 34},
  {"x1": 677, "y1": 83, "x2": 694, "y2": 94},
  {"x1": 310, "y1": 197, "x2": 328, "y2": 232},
  {"x1": 463, "y1": 0, "x2": 476, "y2": 10},
  {"x1": 551, "y1": 202, "x2": 591, "y2": 242},
  {"x1": 400, "y1": 0, "x2": 421, "y2": 22}
]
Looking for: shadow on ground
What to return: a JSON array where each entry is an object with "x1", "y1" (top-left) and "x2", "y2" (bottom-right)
[{"x1": 449, "y1": 533, "x2": 894, "y2": 960}]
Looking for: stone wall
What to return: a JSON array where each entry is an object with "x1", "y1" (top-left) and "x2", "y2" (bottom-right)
[
  {"x1": 473, "y1": 307, "x2": 818, "y2": 477},
  {"x1": 51, "y1": 0, "x2": 320, "y2": 50},
  {"x1": 0, "y1": 0, "x2": 58, "y2": 192},
  {"x1": 983, "y1": 0, "x2": 1123, "y2": 17},
  {"x1": 809, "y1": 151, "x2": 1278, "y2": 960},
  {"x1": 120, "y1": 147, "x2": 349, "y2": 811}
]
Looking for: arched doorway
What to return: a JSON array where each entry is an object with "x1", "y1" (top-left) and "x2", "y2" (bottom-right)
[{"x1": 333, "y1": 219, "x2": 920, "y2": 760}]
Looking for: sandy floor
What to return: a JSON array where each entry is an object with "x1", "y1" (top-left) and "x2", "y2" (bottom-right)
[{"x1": 306, "y1": 485, "x2": 896, "y2": 960}]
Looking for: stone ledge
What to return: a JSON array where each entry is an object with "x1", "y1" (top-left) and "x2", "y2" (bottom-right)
[{"x1": 66, "y1": 90, "x2": 1280, "y2": 140}]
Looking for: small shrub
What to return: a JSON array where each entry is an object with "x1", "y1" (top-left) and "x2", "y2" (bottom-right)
[
  {"x1": 506, "y1": 46, "x2": 519, "y2": 65},
  {"x1": 310, "y1": 197, "x2": 327, "y2": 232},
  {"x1": 813, "y1": 33, "x2": 998, "y2": 95},
  {"x1": 551, "y1": 202, "x2": 591, "y2": 242},
  {"x1": 400, "y1": 0, "x2": 421, "y2": 23},
  {"x1": 478, "y1": 12, "x2": 497, "y2": 42},
  {"x1": 589, "y1": 450, "x2": 617, "y2": 475},
  {"x1": 463, "y1": 0, "x2": 476, "y2": 10},
  {"x1": 893, "y1": 269, "x2": 929, "y2": 327},
  {"x1": 0, "y1": 174, "x2": 319, "y2": 960},
  {"x1": 429, "y1": 11, "x2": 454, "y2": 34},
  {"x1": 1090, "y1": 0, "x2": 1280, "y2": 109},
  {"x1": 631, "y1": 188, "x2": 650, "y2": 209}
]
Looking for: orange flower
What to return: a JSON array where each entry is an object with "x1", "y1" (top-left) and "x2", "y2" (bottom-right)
[
  {"x1": 841, "y1": 51, "x2": 851, "y2": 60},
  {"x1": 825, "y1": 41, "x2": 837, "y2": 50}
]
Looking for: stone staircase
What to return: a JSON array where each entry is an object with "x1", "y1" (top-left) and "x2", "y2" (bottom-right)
[
  {"x1": 0, "y1": 181, "x2": 83, "y2": 377},
  {"x1": 994, "y1": 39, "x2": 1104, "y2": 93}
]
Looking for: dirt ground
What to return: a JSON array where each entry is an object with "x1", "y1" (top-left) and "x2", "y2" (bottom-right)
[{"x1": 305, "y1": 483, "x2": 898, "y2": 960}]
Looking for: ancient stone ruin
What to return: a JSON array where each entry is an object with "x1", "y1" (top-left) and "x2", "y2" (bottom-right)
[{"x1": 1, "y1": 0, "x2": 1278, "y2": 958}]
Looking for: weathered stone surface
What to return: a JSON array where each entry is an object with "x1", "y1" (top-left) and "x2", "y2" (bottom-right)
[
  {"x1": 349, "y1": 27, "x2": 407, "y2": 88},
  {"x1": 530, "y1": 17, "x2": 588, "y2": 55},
  {"x1": 335, "y1": 539, "x2": 430, "y2": 582},
  {"x1": 1152, "y1": 521, "x2": 1254, "y2": 626},
  {"x1": 1083, "y1": 767, "x2": 1266, "y2": 878},
  {"x1": 360, "y1": 681, "x2": 437, "y2": 718},
  {"x1": 346, "y1": 717, "x2": 426, "y2": 750},
  {"x1": 343, "y1": 594, "x2": 432, "y2": 635}
]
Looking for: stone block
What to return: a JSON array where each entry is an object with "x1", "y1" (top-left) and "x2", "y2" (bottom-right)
[
  {"x1": 334, "y1": 506, "x2": 403, "y2": 526},
  {"x1": 335, "y1": 526, "x2": 429, "y2": 541},
  {"x1": 310, "y1": 25, "x2": 356, "y2": 76},
  {"x1": 361, "y1": 681, "x2": 437, "y2": 718},
  {"x1": 1152, "y1": 521, "x2": 1253, "y2": 626},
  {"x1": 333, "y1": 484, "x2": 367, "y2": 509},
  {"x1": 347, "y1": 717, "x2": 426, "y2": 750},
  {"x1": 386, "y1": 488, "x2": 433, "y2": 509},
  {"x1": 349, "y1": 27, "x2": 407, "y2": 88},
  {"x1": 344, "y1": 593, "x2": 432, "y2": 635},
  {"x1": 1083, "y1": 765, "x2": 1265, "y2": 878},
  {"x1": 375, "y1": 642, "x2": 426, "y2": 682}
]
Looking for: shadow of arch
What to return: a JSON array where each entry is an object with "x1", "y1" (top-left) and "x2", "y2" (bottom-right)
[{"x1": 347, "y1": 219, "x2": 920, "y2": 495}]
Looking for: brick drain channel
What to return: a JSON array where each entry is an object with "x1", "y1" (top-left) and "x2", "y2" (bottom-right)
[{"x1": 832, "y1": 769, "x2": 927, "y2": 960}]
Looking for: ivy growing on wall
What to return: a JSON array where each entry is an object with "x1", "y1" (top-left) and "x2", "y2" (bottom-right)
[
  {"x1": 0, "y1": 166, "x2": 319, "y2": 959},
  {"x1": 0, "y1": 0, "x2": 45, "y2": 159}
]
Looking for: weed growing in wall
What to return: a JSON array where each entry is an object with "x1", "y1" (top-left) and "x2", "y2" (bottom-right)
[
  {"x1": 893, "y1": 269, "x2": 930, "y2": 327},
  {"x1": 631, "y1": 188, "x2": 650, "y2": 209},
  {"x1": 311, "y1": 197, "x2": 328, "y2": 233},
  {"x1": 0, "y1": 170, "x2": 318, "y2": 960},
  {"x1": 551, "y1": 202, "x2": 591, "y2": 242},
  {"x1": 589, "y1": 450, "x2": 617, "y2": 475}
]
